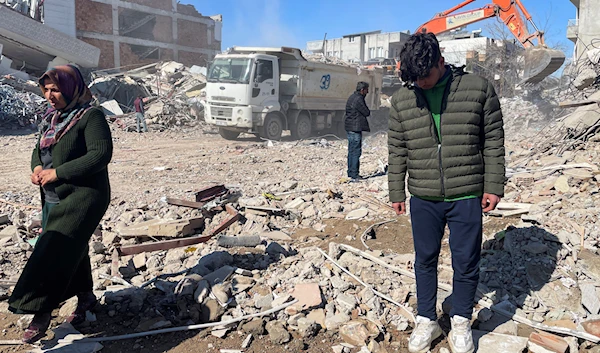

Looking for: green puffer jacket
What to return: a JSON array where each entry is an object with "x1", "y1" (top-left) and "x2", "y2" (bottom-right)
[{"x1": 388, "y1": 66, "x2": 505, "y2": 203}]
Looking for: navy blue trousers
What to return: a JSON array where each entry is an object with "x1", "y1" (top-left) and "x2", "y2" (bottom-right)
[
  {"x1": 410, "y1": 196, "x2": 483, "y2": 320},
  {"x1": 347, "y1": 131, "x2": 362, "y2": 178}
]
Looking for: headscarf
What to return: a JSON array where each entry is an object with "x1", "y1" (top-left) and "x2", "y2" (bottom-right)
[{"x1": 38, "y1": 65, "x2": 93, "y2": 149}]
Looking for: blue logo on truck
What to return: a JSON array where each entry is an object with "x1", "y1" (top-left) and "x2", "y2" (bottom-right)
[{"x1": 320, "y1": 74, "x2": 331, "y2": 90}]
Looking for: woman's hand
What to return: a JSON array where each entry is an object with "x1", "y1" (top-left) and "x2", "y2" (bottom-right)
[
  {"x1": 38, "y1": 169, "x2": 58, "y2": 186},
  {"x1": 31, "y1": 166, "x2": 43, "y2": 185}
]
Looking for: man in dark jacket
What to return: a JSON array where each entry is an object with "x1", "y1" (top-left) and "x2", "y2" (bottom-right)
[
  {"x1": 388, "y1": 33, "x2": 505, "y2": 353},
  {"x1": 344, "y1": 81, "x2": 371, "y2": 181}
]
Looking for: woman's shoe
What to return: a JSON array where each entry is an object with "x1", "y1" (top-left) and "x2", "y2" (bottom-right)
[
  {"x1": 22, "y1": 313, "x2": 51, "y2": 344},
  {"x1": 66, "y1": 292, "x2": 97, "y2": 326}
]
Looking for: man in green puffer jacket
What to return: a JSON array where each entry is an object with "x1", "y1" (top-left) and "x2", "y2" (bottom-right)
[{"x1": 388, "y1": 33, "x2": 505, "y2": 353}]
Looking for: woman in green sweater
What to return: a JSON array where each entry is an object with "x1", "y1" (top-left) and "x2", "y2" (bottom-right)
[{"x1": 8, "y1": 65, "x2": 113, "y2": 343}]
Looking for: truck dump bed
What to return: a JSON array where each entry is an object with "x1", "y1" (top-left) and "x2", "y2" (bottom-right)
[{"x1": 230, "y1": 47, "x2": 383, "y2": 112}]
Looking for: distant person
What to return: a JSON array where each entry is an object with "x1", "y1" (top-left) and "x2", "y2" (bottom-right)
[
  {"x1": 9, "y1": 65, "x2": 113, "y2": 344},
  {"x1": 134, "y1": 95, "x2": 148, "y2": 133},
  {"x1": 344, "y1": 81, "x2": 371, "y2": 182},
  {"x1": 388, "y1": 33, "x2": 505, "y2": 353}
]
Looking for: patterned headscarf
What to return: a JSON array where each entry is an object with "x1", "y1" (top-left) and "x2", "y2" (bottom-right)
[{"x1": 38, "y1": 65, "x2": 93, "y2": 149}]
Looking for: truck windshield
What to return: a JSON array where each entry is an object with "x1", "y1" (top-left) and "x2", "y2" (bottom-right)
[{"x1": 207, "y1": 58, "x2": 252, "y2": 84}]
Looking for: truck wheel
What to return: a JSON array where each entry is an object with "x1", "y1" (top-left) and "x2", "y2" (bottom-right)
[
  {"x1": 218, "y1": 128, "x2": 240, "y2": 140},
  {"x1": 261, "y1": 114, "x2": 283, "y2": 140},
  {"x1": 335, "y1": 123, "x2": 347, "y2": 139},
  {"x1": 291, "y1": 113, "x2": 311, "y2": 140}
]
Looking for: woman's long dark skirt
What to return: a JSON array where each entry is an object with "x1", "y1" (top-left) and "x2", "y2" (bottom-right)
[{"x1": 8, "y1": 202, "x2": 93, "y2": 314}]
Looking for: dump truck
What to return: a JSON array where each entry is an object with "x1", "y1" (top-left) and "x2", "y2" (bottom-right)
[{"x1": 203, "y1": 47, "x2": 383, "y2": 140}]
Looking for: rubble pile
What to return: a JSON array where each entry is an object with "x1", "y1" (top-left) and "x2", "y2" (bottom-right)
[
  {"x1": 0, "y1": 83, "x2": 46, "y2": 130},
  {"x1": 1, "y1": 87, "x2": 600, "y2": 351},
  {"x1": 90, "y1": 61, "x2": 208, "y2": 131},
  {"x1": 570, "y1": 48, "x2": 600, "y2": 92},
  {"x1": 302, "y1": 53, "x2": 361, "y2": 69}
]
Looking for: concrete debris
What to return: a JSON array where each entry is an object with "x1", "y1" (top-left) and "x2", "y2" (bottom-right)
[
  {"x1": 528, "y1": 331, "x2": 569, "y2": 353},
  {"x1": 0, "y1": 83, "x2": 46, "y2": 130},
  {"x1": 89, "y1": 60, "x2": 208, "y2": 132},
  {"x1": 28, "y1": 323, "x2": 103, "y2": 353},
  {"x1": 582, "y1": 319, "x2": 600, "y2": 338},
  {"x1": 1, "y1": 71, "x2": 600, "y2": 351},
  {"x1": 472, "y1": 330, "x2": 528, "y2": 353}
]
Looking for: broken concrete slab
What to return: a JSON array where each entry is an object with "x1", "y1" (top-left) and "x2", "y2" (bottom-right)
[
  {"x1": 573, "y1": 67, "x2": 598, "y2": 90},
  {"x1": 306, "y1": 308, "x2": 326, "y2": 328},
  {"x1": 265, "y1": 320, "x2": 291, "y2": 344},
  {"x1": 578, "y1": 249, "x2": 600, "y2": 281},
  {"x1": 284, "y1": 197, "x2": 305, "y2": 210},
  {"x1": 472, "y1": 329, "x2": 528, "y2": 353},
  {"x1": 345, "y1": 208, "x2": 369, "y2": 220},
  {"x1": 203, "y1": 265, "x2": 235, "y2": 286},
  {"x1": 132, "y1": 253, "x2": 146, "y2": 270},
  {"x1": 339, "y1": 320, "x2": 372, "y2": 346},
  {"x1": 554, "y1": 175, "x2": 570, "y2": 193},
  {"x1": 260, "y1": 231, "x2": 293, "y2": 242},
  {"x1": 336, "y1": 293, "x2": 357, "y2": 310},
  {"x1": 241, "y1": 318, "x2": 265, "y2": 336},
  {"x1": 288, "y1": 283, "x2": 323, "y2": 314},
  {"x1": 581, "y1": 283, "x2": 600, "y2": 315},
  {"x1": 528, "y1": 341, "x2": 557, "y2": 353},
  {"x1": 0, "y1": 225, "x2": 17, "y2": 238},
  {"x1": 477, "y1": 313, "x2": 518, "y2": 336},
  {"x1": 29, "y1": 322, "x2": 103, "y2": 353}
]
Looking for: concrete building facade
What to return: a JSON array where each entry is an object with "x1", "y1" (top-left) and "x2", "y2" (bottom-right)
[
  {"x1": 437, "y1": 30, "x2": 521, "y2": 67},
  {"x1": 0, "y1": 0, "x2": 100, "y2": 77},
  {"x1": 567, "y1": 0, "x2": 600, "y2": 61},
  {"x1": 307, "y1": 30, "x2": 410, "y2": 63},
  {"x1": 75, "y1": 0, "x2": 222, "y2": 70}
]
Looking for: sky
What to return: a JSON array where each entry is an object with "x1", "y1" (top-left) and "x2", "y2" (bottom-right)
[{"x1": 192, "y1": 0, "x2": 576, "y2": 57}]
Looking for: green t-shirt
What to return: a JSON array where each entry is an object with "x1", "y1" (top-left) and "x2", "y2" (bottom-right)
[{"x1": 417, "y1": 71, "x2": 481, "y2": 202}]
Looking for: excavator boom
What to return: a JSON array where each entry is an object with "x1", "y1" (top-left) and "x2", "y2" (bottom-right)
[{"x1": 415, "y1": 0, "x2": 565, "y2": 84}]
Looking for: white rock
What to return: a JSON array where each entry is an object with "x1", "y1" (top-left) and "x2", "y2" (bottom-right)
[{"x1": 345, "y1": 208, "x2": 369, "y2": 220}]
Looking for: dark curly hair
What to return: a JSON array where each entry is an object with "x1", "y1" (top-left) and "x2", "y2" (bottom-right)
[{"x1": 399, "y1": 32, "x2": 442, "y2": 83}]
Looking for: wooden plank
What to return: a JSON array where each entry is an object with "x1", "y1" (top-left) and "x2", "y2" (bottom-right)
[
  {"x1": 209, "y1": 206, "x2": 240, "y2": 237},
  {"x1": 118, "y1": 235, "x2": 213, "y2": 256},
  {"x1": 559, "y1": 100, "x2": 600, "y2": 108},
  {"x1": 118, "y1": 217, "x2": 204, "y2": 238},
  {"x1": 166, "y1": 197, "x2": 205, "y2": 209},
  {"x1": 195, "y1": 185, "x2": 227, "y2": 202}
]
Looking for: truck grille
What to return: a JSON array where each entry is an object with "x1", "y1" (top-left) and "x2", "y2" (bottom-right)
[
  {"x1": 211, "y1": 106, "x2": 233, "y2": 119},
  {"x1": 212, "y1": 96, "x2": 235, "y2": 102}
]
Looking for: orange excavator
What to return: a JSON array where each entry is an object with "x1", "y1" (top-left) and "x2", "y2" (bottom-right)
[{"x1": 414, "y1": 0, "x2": 566, "y2": 84}]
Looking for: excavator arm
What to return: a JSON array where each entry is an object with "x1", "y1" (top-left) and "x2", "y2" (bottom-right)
[{"x1": 414, "y1": 0, "x2": 565, "y2": 84}]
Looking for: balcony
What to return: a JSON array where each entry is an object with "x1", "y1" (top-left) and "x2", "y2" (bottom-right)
[
  {"x1": 570, "y1": 0, "x2": 579, "y2": 8},
  {"x1": 567, "y1": 19, "x2": 578, "y2": 42}
]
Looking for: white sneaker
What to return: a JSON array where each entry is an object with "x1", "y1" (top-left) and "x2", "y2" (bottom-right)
[
  {"x1": 408, "y1": 315, "x2": 443, "y2": 353},
  {"x1": 449, "y1": 315, "x2": 475, "y2": 353}
]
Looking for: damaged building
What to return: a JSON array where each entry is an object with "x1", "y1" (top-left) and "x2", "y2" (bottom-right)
[
  {"x1": 0, "y1": 0, "x2": 100, "y2": 78},
  {"x1": 0, "y1": 0, "x2": 221, "y2": 78},
  {"x1": 75, "y1": 0, "x2": 222, "y2": 70},
  {"x1": 307, "y1": 30, "x2": 410, "y2": 63}
]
